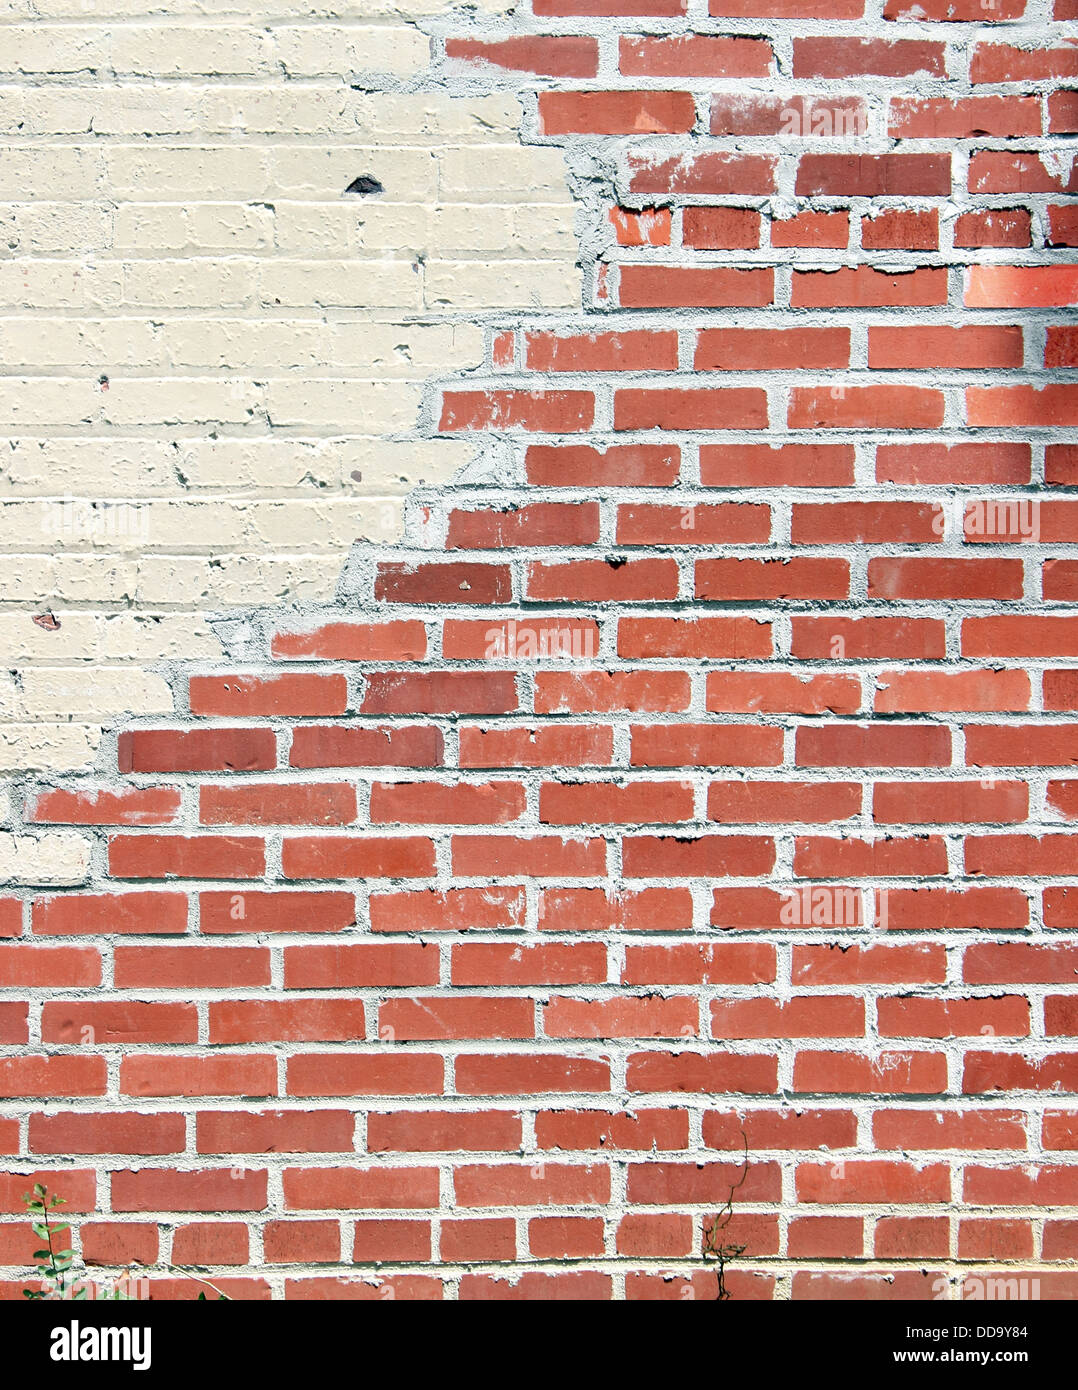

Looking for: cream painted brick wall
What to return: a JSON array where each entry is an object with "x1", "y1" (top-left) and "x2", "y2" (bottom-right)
[{"x1": 0, "y1": 0, "x2": 579, "y2": 854}]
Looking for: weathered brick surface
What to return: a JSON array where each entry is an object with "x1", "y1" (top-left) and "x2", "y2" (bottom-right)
[{"x1": 1, "y1": 0, "x2": 1077, "y2": 1302}]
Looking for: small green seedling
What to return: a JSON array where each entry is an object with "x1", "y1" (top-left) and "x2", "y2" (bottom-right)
[{"x1": 22, "y1": 1182, "x2": 227, "y2": 1301}]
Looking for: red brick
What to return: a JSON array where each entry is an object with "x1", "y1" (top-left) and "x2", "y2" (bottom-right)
[
  {"x1": 442, "y1": 1218, "x2": 516, "y2": 1262},
  {"x1": 118, "y1": 729, "x2": 275, "y2": 773},
  {"x1": 455, "y1": 1164, "x2": 609, "y2": 1207},
  {"x1": 712, "y1": 93, "x2": 864, "y2": 136},
  {"x1": 682, "y1": 207, "x2": 760, "y2": 250},
  {"x1": 966, "y1": 264, "x2": 1078, "y2": 307},
  {"x1": 40, "y1": 1001, "x2": 196, "y2": 1045},
  {"x1": 541, "y1": 779, "x2": 693, "y2": 825},
  {"x1": 271, "y1": 621, "x2": 426, "y2": 661},
  {"x1": 797, "y1": 153, "x2": 950, "y2": 198},
  {"x1": 618, "y1": 616, "x2": 771, "y2": 659},
  {"x1": 536, "y1": 670, "x2": 689, "y2": 714},
  {"x1": 200, "y1": 782, "x2": 357, "y2": 826},
  {"x1": 1049, "y1": 205, "x2": 1078, "y2": 247},
  {"x1": 796, "y1": 725, "x2": 950, "y2": 768},
  {"x1": 527, "y1": 443, "x2": 679, "y2": 487},
  {"x1": 968, "y1": 835, "x2": 1078, "y2": 876},
  {"x1": 121, "y1": 1054, "x2": 276, "y2": 1098},
  {"x1": 362, "y1": 671, "x2": 517, "y2": 714},
  {"x1": 794, "y1": 37, "x2": 945, "y2": 78},
  {"x1": 771, "y1": 211, "x2": 848, "y2": 248},
  {"x1": 455, "y1": 1054, "x2": 610, "y2": 1095},
  {"x1": 283, "y1": 1167, "x2": 439, "y2": 1211},
  {"x1": 189, "y1": 673, "x2": 346, "y2": 717},
  {"x1": 711, "y1": 997, "x2": 864, "y2": 1039},
  {"x1": 369, "y1": 781, "x2": 525, "y2": 825},
  {"x1": 868, "y1": 325, "x2": 1022, "y2": 369},
  {"x1": 873, "y1": 1108, "x2": 1026, "y2": 1151},
  {"x1": 708, "y1": 779, "x2": 860, "y2": 822},
  {"x1": 200, "y1": 890, "x2": 356, "y2": 935},
  {"x1": 793, "y1": 944, "x2": 946, "y2": 985},
  {"x1": 458, "y1": 725, "x2": 613, "y2": 768},
  {"x1": 630, "y1": 723, "x2": 783, "y2": 767},
  {"x1": 877, "y1": 442, "x2": 1030, "y2": 485},
  {"x1": 374, "y1": 561, "x2": 511, "y2": 606},
  {"x1": 972, "y1": 150, "x2": 1078, "y2": 195},
  {"x1": 265, "y1": 1220, "x2": 340, "y2": 1264},
  {"x1": 800, "y1": 1160, "x2": 950, "y2": 1205},
  {"x1": 524, "y1": 333, "x2": 676, "y2": 376},
  {"x1": 452, "y1": 834, "x2": 604, "y2": 878},
  {"x1": 616, "y1": 501, "x2": 770, "y2": 545},
  {"x1": 529, "y1": 1217, "x2": 605, "y2": 1258},
  {"x1": 539, "y1": 887, "x2": 693, "y2": 933},
  {"x1": 706, "y1": 674, "x2": 859, "y2": 716},
  {"x1": 702, "y1": 443, "x2": 854, "y2": 487},
  {"x1": 439, "y1": 391, "x2": 593, "y2": 433},
  {"x1": 282, "y1": 835, "x2": 435, "y2": 880},
  {"x1": 526, "y1": 557, "x2": 679, "y2": 602},
  {"x1": 172, "y1": 1223, "x2": 249, "y2": 1266},
  {"x1": 971, "y1": 43, "x2": 1078, "y2": 84},
  {"x1": 369, "y1": 887, "x2": 525, "y2": 933},
  {"x1": 446, "y1": 36, "x2": 598, "y2": 77},
  {"x1": 623, "y1": 942, "x2": 775, "y2": 985},
  {"x1": 790, "y1": 384, "x2": 944, "y2": 428},
  {"x1": 287, "y1": 1054, "x2": 443, "y2": 1098},
  {"x1": 874, "y1": 782, "x2": 1028, "y2": 825},
  {"x1": 289, "y1": 725, "x2": 443, "y2": 768},
  {"x1": 540, "y1": 90, "x2": 695, "y2": 135},
  {"x1": 113, "y1": 1169, "x2": 267, "y2": 1213},
  {"x1": 889, "y1": 95, "x2": 1039, "y2": 139},
  {"x1": 283, "y1": 943, "x2": 438, "y2": 989},
  {"x1": 794, "y1": 1054, "x2": 948, "y2": 1096},
  {"x1": 873, "y1": 668, "x2": 1029, "y2": 712},
  {"x1": 197, "y1": 1110, "x2": 355, "y2": 1153},
  {"x1": 108, "y1": 834, "x2": 265, "y2": 880},
  {"x1": 696, "y1": 557, "x2": 850, "y2": 600},
  {"x1": 954, "y1": 208, "x2": 1031, "y2": 249},
  {"x1": 627, "y1": 151, "x2": 775, "y2": 196},
  {"x1": 792, "y1": 616, "x2": 945, "y2": 659},
  {"x1": 81, "y1": 1222, "x2": 158, "y2": 1267},
  {"x1": 792, "y1": 267, "x2": 947, "y2": 309},
  {"x1": 619, "y1": 270, "x2": 774, "y2": 312},
  {"x1": 609, "y1": 206, "x2": 670, "y2": 247},
  {"x1": 535, "y1": 1108, "x2": 688, "y2": 1151},
  {"x1": 703, "y1": 1108, "x2": 857, "y2": 1151},
  {"x1": 27, "y1": 787, "x2": 180, "y2": 826},
  {"x1": 379, "y1": 996, "x2": 534, "y2": 1041},
  {"x1": 794, "y1": 835, "x2": 947, "y2": 877},
  {"x1": 696, "y1": 327, "x2": 849, "y2": 372},
  {"x1": 545, "y1": 995, "x2": 698, "y2": 1039},
  {"x1": 868, "y1": 559, "x2": 1024, "y2": 602},
  {"x1": 113, "y1": 945, "x2": 268, "y2": 989},
  {"x1": 622, "y1": 834, "x2": 775, "y2": 878},
  {"x1": 793, "y1": 501, "x2": 942, "y2": 545},
  {"x1": 621, "y1": 34, "x2": 772, "y2": 77},
  {"x1": 879, "y1": 996, "x2": 1029, "y2": 1039}
]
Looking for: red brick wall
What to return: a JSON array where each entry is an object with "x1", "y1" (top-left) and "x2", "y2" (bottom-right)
[{"x1": 5, "y1": 0, "x2": 1078, "y2": 1299}]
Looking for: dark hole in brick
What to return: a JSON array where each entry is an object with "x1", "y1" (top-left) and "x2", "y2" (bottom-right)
[{"x1": 344, "y1": 175, "x2": 383, "y2": 196}]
